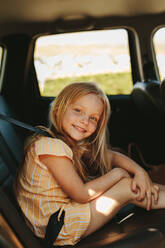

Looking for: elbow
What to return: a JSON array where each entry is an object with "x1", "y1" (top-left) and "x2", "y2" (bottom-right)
[
  {"x1": 71, "y1": 190, "x2": 91, "y2": 204},
  {"x1": 68, "y1": 185, "x2": 96, "y2": 203},
  {"x1": 79, "y1": 196, "x2": 91, "y2": 204},
  {"x1": 75, "y1": 188, "x2": 98, "y2": 203},
  {"x1": 73, "y1": 194, "x2": 90, "y2": 204}
]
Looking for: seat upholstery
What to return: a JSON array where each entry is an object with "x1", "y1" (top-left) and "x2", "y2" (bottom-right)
[
  {"x1": 131, "y1": 80, "x2": 163, "y2": 113},
  {"x1": 0, "y1": 96, "x2": 24, "y2": 168},
  {"x1": 1, "y1": 94, "x2": 165, "y2": 248},
  {"x1": 0, "y1": 95, "x2": 43, "y2": 248},
  {"x1": 160, "y1": 78, "x2": 165, "y2": 108}
]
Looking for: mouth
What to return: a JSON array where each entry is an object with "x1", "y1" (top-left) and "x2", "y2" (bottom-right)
[{"x1": 73, "y1": 125, "x2": 87, "y2": 133}]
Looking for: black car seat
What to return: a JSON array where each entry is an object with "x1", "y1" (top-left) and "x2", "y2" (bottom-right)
[
  {"x1": 1, "y1": 94, "x2": 165, "y2": 248},
  {"x1": 131, "y1": 80, "x2": 162, "y2": 113},
  {"x1": 160, "y1": 78, "x2": 165, "y2": 107},
  {"x1": 0, "y1": 95, "x2": 43, "y2": 248}
]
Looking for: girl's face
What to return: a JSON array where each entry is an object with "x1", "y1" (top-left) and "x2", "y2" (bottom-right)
[{"x1": 62, "y1": 93, "x2": 104, "y2": 141}]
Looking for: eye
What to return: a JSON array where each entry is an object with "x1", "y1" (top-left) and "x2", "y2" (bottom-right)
[
  {"x1": 90, "y1": 116, "x2": 98, "y2": 122},
  {"x1": 74, "y1": 108, "x2": 81, "y2": 113}
]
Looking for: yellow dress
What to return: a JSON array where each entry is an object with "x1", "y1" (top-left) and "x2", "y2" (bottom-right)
[{"x1": 15, "y1": 137, "x2": 90, "y2": 246}]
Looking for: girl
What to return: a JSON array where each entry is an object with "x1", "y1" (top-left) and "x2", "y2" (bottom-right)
[{"x1": 15, "y1": 82, "x2": 163, "y2": 246}]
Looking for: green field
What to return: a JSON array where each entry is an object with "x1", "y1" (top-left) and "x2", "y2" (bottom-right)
[{"x1": 42, "y1": 72, "x2": 133, "y2": 96}]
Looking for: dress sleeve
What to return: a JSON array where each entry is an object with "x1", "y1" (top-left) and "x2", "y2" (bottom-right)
[{"x1": 35, "y1": 137, "x2": 73, "y2": 162}]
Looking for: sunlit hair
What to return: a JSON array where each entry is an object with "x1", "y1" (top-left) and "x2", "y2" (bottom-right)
[
  {"x1": 24, "y1": 82, "x2": 111, "y2": 182},
  {"x1": 49, "y1": 82, "x2": 111, "y2": 182}
]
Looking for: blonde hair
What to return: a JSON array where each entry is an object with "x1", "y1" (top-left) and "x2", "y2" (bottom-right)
[
  {"x1": 24, "y1": 82, "x2": 111, "y2": 182},
  {"x1": 49, "y1": 82, "x2": 111, "y2": 181}
]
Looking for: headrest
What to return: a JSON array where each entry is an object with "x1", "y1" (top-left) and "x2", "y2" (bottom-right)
[{"x1": 131, "y1": 80, "x2": 163, "y2": 112}]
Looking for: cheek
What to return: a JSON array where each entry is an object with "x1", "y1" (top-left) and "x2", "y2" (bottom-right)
[
  {"x1": 89, "y1": 123, "x2": 98, "y2": 133},
  {"x1": 63, "y1": 111, "x2": 76, "y2": 123}
]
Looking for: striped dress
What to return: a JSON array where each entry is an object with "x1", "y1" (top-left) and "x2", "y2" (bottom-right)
[{"x1": 15, "y1": 137, "x2": 90, "y2": 246}]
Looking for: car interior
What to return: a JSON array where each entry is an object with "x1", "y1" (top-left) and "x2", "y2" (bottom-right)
[{"x1": 1, "y1": 0, "x2": 165, "y2": 247}]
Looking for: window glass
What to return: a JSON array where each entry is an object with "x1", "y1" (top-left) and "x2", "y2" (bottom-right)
[
  {"x1": 0, "y1": 46, "x2": 3, "y2": 91},
  {"x1": 153, "y1": 27, "x2": 165, "y2": 80},
  {"x1": 34, "y1": 29, "x2": 133, "y2": 96},
  {"x1": 0, "y1": 46, "x2": 2, "y2": 69}
]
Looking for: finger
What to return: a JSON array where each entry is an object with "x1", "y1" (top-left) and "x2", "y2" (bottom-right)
[
  {"x1": 153, "y1": 185, "x2": 159, "y2": 203},
  {"x1": 152, "y1": 187, "x2": 159, "y2": 204},
  {"x1": 131, "y1": 180, "x2": 137, "y2": 193},
  {"x1": 153, "y1": 185, "x2": 159, "y2": 192},
  {"x1": 137, "y1": 186, "x2": 145, "y2": 201},
  {"x1": 152, "y1": 190, "x2": 158, "y2": 204},
  {"x1": 146, "y1": 191, "x2": 152, "y2": 210}
]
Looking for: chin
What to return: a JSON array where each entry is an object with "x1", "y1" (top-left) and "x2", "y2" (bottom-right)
[
  {"x1": 72, "y1": 137, "x2": 84, "y2": 142},
  {"x1": 71, "y1": 134, "x2": 88, "y2": 142}
]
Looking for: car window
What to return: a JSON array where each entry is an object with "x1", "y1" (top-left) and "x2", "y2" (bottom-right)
[
  {"x1": 153, "y1": 27, "x2": 165, "y2": 80},
  {"x1": 0, "y1": 46, "x2": 3, "y2": 91},
  {"x1": 34, "y1": 29, "x2": 133, "y2": 96},
  {"x1": 0, "y1": 46, "x2": 2, "y2": 70}
]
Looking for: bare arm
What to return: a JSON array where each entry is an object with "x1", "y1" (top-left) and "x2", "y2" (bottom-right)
[
  {"x1": 111, "y1": 150, "x2": 144, "y2": 175},
  {"x1": 39, "y1": 154, "x2": 129, "y2": 203},
  {"x1": 110, "y1": 150, "x2": 159, "y2": 209}
]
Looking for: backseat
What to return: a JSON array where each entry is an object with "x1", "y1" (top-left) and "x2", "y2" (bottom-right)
[
  {"x1": 1, "y1": 94, "x2": 165, "y2": 248},
  {"x1": 0, "y1": 95, "x2": 43, "y2": 248},
  {"x1": 131, "y1": 80, "x2": 162, "y2": 113},
  {"x1": 0, "y1": 96, "x2": 24, "y2": 173}
]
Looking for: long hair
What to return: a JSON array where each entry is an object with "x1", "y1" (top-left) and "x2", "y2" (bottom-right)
[
  {"x1": 49, "y1": 82, "x2": 111, "y2": 182},
  {"x1": 24, "y1": 82, "x2": 111, "y2": 182}
]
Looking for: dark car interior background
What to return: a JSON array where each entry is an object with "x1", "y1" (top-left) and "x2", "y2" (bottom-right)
[{"x1": 1, "y1": 0, "x2": 165, "y2": 247}]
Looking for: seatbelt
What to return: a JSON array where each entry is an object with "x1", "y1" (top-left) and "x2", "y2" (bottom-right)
[
  {"x1": 0, "y1": 112, "x2": 65, "y2": 248},
  {"x1": 0, "y1": 113, "x2": 52, "y2": 137}
]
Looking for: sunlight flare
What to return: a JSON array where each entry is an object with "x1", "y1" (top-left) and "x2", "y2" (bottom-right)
[{"x1": 96, "y1": 196, "x2": 118, "y2": 216}]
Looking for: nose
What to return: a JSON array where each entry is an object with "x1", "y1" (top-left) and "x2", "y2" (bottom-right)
[{"x1": 80, "y1": 114, "x2": 89, "y2": 125}]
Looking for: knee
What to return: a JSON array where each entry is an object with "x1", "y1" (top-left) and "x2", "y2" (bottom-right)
[
  {"x1": 120, "y1": 177, "x2": 132, "y2": 184},
  {"x1": 119, "y1": 177, "x2": 132, "y2": 189},
  {"x1": 118, "y1": 177, "x2": 138, "y2": 201}
]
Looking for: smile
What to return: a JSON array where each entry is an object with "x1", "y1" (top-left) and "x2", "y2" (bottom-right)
[{"x1": 73, "y1": 125, "x2": 87, "y2": 133}]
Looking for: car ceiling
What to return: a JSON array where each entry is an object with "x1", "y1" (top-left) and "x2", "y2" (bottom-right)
[
  {"x1": 1, "y1": 0, "x2": 165, "y2": 22},
  {"x1": 0, "y1": 0, "x2": 165, "y2": 35}
]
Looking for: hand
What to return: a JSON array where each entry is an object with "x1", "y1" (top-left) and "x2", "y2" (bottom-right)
[{"x1": 131, "y1": 170, "x2": 159, "y2": 210}]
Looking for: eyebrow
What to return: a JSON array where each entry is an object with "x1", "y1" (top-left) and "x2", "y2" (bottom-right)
[{"x1": 71, "y1": 103, "x2": 101, "y2": 117}]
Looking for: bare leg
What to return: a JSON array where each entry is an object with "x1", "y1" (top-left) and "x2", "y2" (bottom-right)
[{"x1": 83, "y1": 178, "x2": 165, "y2": 237}]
